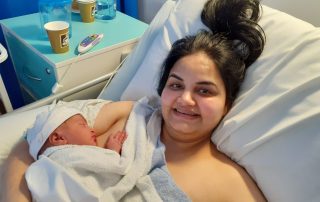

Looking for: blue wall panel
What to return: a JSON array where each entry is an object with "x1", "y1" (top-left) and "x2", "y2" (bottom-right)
[
  {"x1": 0, "y1": 0, "x2": 39, "y2": 108},
  {"x1": 118, "y1": 0, "x2": 138, "y2": 19},
  {"x1": 0, "y1": 0, "x2": 39, "y2": 20}
]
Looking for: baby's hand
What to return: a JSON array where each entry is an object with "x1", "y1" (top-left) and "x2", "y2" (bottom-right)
[{"x1": 104, "y1": 131, "x2": 127, "y2": 154}]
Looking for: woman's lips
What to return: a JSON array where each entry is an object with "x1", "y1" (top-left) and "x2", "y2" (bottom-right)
[{"x1": 173, "y1": 108, "x2": 200, "y2": 119}]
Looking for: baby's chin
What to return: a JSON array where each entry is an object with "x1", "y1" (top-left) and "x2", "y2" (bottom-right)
[
  {"x1": 92, "y1": 136, "x2": 98, "y2": 145},
  {"x1": 90, "y1": 141, "x2": 98, "y2": 146},
  {"x1": 82, "y1": 141, "x2": 97, "y2": 147}
]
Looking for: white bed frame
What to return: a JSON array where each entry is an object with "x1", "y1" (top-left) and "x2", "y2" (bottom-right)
[{"x1": 4, "y1": 72, "x2": 111, "y2": 115}]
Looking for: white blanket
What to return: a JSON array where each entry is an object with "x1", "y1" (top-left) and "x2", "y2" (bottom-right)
[{"x1": 25, "y1": 98, "x2": 163, "y2": 202}]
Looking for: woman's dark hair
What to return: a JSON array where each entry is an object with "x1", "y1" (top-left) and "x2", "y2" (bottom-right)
[{"x1": 157, "y1": 0, "x2": 265, "y2": 108}]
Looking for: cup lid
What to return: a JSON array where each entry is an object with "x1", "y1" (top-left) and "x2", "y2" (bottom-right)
[
  {"x1": 44, "y1": 21, "x2": 69, "y2": 31},
  {"x1": 77, "y1": 0, "x2": 96, "y2": 3}
]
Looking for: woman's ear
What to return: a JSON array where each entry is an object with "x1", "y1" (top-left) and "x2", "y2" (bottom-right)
[
  {"x1": 223, "y1": 102, "x2": 230, "y2": 116},
  {"x1": 48, "y1": 131, "x2": 67, "y2": 146}
]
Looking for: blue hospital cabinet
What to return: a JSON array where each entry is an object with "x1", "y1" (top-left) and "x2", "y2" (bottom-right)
[{"x1": 0, "y1": 12, "x2": 147, "y2": 104}]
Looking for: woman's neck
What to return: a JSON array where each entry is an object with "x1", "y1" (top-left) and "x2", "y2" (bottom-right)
[{"x1": 161, "y1": 126, "x2": 214, "y2": 163}]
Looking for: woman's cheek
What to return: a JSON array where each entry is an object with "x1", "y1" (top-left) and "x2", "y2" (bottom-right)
[
  {"x1": 161, "y1": 90, "x2": 175, "y2": 116},
  {"x1": 201, "y1": 99, "x2": 226, "y2": 120},
  {"x1": 161, "y1": 89, "x2": 173, "y2": 106}
]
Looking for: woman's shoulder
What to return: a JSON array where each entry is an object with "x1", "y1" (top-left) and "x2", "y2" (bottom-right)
[
  {"x1": 105, "y1": 100, "x2": 135, "y2": 109},
  {"x1": 134, "y1": 95, "x2": 161, "y2": 111},
  {"x1": 96, "y1": 100, "x2": 134, "y2": 122}
]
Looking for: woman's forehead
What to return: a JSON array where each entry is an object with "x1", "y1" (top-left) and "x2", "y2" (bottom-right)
[{"x1": 171, "y1": 53, "x2": 221, "y2": 81}]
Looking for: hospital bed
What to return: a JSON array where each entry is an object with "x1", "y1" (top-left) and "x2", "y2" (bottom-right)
[
  {"x1": 1, "y1": 0, "x2": 320, "y2": 201},
  {"x1": 0, "y1": 43, "x2": 13, "y2": 113}
]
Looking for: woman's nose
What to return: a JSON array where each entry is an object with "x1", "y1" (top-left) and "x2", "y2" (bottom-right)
[{"x1": 178, "y1": 91, "x2": 195, "y2": 106}]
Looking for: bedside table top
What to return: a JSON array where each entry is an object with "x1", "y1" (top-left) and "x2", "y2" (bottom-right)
[{"x1": 0, "y1": 12, "x2": 148, "y2": 66}]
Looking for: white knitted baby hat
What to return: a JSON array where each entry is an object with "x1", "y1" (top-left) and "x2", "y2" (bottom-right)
[{"x1": 26, "y1": 104, "x2": 82, "y2": 160}]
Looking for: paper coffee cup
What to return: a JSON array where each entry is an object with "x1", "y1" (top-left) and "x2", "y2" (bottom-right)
[
  {"x1": 72, "y1": 0, "x2": 79, "y2": 11},
  {"x1": 44, "y1": 21, "x2": 69, "y2": 54},
  {"x1": 77, "y1": 0, "x2": 96, "y2": 23}
]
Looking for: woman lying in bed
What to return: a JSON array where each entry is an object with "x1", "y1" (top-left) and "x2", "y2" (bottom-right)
[{"x1": 2, "y1": 0, "x2": 266, "y2": 201}]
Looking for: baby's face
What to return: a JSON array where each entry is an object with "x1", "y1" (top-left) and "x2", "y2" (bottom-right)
[{"x1": 58, "y1": 114, "x2": 97, "y2": 146}]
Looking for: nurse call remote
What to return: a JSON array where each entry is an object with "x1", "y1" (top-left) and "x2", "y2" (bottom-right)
[{"x1": 78, "y1": 34, "x2": 104, "y2": 54}]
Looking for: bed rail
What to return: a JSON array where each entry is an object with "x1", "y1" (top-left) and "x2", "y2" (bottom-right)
[
  {"x1": 3, "y1": 72, "x2": 112, "y2": 116},
  {"x1": 1, "y1": 52, "x2": 128, "y2": 117}
]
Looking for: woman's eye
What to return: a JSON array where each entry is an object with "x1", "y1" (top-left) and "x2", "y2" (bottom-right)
[
  {"x1": 168, "y1": 83, "x2": 182, "y2": 90},
  {"x1": 198, "y1": 88, "x2": 213, "y2": 96}
]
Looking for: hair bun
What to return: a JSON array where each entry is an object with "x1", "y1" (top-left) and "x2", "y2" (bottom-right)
[{"x1": 201, "y1": 0, "x2": 265, "y2": 67}]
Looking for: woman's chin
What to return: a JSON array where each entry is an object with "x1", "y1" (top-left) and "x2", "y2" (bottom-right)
[{"x1": 169, "y1": 122, "x2": 198, "y2": 135}]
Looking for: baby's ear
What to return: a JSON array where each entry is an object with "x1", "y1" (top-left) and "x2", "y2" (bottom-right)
[{"x1": 48, "y1": 132, "x2": 67, "y2": 146}]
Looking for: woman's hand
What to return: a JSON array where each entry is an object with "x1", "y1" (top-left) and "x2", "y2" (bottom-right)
[{"x1": 104, "y1": 131, "x2": 127, "y2": 154}]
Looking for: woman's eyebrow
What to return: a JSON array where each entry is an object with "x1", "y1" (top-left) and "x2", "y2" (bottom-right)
[
  {"x1": 169, "y1": 73, "x2": 182, "y2": 81},
  {"x1": 169, "y1": 73, "x2": 218, "y2": 88},
  {"x1": 197, "y1": 81, "x2": 216, "y2": 86}
]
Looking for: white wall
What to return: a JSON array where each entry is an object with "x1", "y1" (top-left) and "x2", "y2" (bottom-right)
[
  {"x1": 138, "y1": 0, "x2": 319, "y2": 27},
  {"x1": 262, "y1": 0, "x2": 319, "y2": 27},
  {"x1": 138, "y1": 0, "x2": 167, "y2": 24}
]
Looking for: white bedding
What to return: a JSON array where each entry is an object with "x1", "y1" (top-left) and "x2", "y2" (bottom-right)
[
  {"x1": 1, "y1": 0, "x2": 320, "y2": 201},
  {"x1": 25, "y1": 98, "x2": 162, "y2": 201},
  {"x1": 24, "y1": 96, "x2": 189, "y2": 202},
  {"x1": 100, "y1": 1, "x2": 320, "y2": 201}
]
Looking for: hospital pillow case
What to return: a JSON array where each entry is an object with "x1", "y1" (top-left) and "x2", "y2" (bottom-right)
[
  {"x1": 119, "y1": 0, "x2": 320, "y2": 201},
  {"x1": 121, "y1": 0, "x2": 209, "y2": 100},
  {"x1": 98, "y1": 0, "x2": 177, "y2": 101}
]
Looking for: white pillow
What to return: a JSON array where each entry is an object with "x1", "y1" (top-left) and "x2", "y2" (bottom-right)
[
  {"x1": 121, "y1": 0, "x2": 209, "y2": 100},
  {"x1": 119, "y1": 0, "x2": 320, "y2": 201},
  {"x1": 213, "y1": 6, "x2": 320, "y2": 202},
  {"x1": 98, "y1": 0, "x2": 176, "y2": 101}
]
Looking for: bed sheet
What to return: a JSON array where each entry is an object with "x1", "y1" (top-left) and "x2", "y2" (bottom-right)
[
  {"x1": 99, "y1": 1, "x2": 320, "y2": 201},
  {"x1": 0, "y1": 0, "x2": 177, "y2": 173},
  {"x1": 1, "y1": 0, "x2": 320, "y2": 201}
]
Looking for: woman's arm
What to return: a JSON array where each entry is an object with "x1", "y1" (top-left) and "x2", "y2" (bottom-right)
[
  {"x1": 1, "y1": 140, "x2": 33, "y2": 202},
  {"x1": 94, "y1": 101, "x2": 134, "y2": 147},
  {"x1": 93, "y1": 101, "x2": 134, "y2": 136}
]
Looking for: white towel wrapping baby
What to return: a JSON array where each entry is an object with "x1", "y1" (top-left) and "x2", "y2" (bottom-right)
[{"x1": 25, "y1": 97, "x2": 163, "y2": 202}]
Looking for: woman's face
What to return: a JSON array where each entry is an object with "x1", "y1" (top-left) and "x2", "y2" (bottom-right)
[{"x1": 161, "y1": 52, "x2": 228, "y2": 142}]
